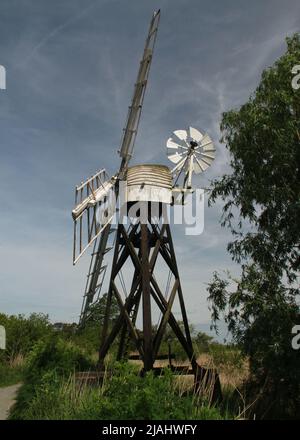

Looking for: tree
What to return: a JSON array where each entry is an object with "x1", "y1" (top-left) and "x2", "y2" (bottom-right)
[
  {"x1": 194, "y1": 331, "x2": 214, "y2": 352},
  {"x1": 74, "y1": 293, "x2": 120, "y2": 352},
  {"x1": 207, "y1": 34, "x2": 300, "y2": 419},
  {"x1": 0, "y1": 313, "x2": 52, "y2": 362},
  {"x1": 85, "y1": 293, "x2": 120, "y2": 327}
]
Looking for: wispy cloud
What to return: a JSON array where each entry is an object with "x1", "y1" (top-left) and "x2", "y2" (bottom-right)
[
  {"x1": 0, "y1": 0, "x2": 299, "y2": 333},
  {"x1": 21, "y1": 1, "x2": 101, "y2": 66}
]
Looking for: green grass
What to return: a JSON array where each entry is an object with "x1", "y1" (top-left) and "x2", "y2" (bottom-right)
[
  {"x1": 4, "y1": 333, "x2": 247, "y2": 420},
  {"x1": 8, "y1": 338, "x2": 238, "y2": 420},
  {"x1": 0, "y1": 363, "x2": 24, "y2": 387},
  {"x1": 10, "y1": 365, "x2": 230, "y2": 420}
]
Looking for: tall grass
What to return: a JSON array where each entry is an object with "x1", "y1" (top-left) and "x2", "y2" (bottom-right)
[
  {"x1": 11, "y1": 364, "x2": 230, "y2": 420},
  {"x1": 7, "y1": 336, "x2": 251, "y2": 420},
  {"x1": 0, "y1": 353, "x2": 25, "y2": 387}
]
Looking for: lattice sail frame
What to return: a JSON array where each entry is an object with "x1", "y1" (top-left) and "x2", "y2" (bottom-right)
[{"x1": 72, "y1": 169, "x2": 116, "y2": 264}]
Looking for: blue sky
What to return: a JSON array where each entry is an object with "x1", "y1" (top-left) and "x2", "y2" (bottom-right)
[{"x1": 0, "y1": 0, "x2": 299, "y2": 339}]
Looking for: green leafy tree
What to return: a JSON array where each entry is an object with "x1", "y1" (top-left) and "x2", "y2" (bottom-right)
[
  {"x1": 194, "y1": 331, "x2": 214, "y2": 352},
  {"x1": 74, "y1": 293, "x2": 120, "y2": 352},
  {"x1": 0, "y1": 313, "x2": 52, "y2": 362},
  {"x1": 207, "y1": 34, "x2": 300, "y2": 419},
  {"x1": 85, "y1": 293, "x2": 120, "y2": 326}
]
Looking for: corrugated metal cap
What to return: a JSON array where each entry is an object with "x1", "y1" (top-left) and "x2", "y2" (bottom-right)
[{"x1": 126, "y1": 164, "x2": 172, "y2": 189}]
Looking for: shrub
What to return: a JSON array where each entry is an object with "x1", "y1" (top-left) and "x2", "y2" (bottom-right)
[
  {"x1": 9, "y1": 337, "x2": 94, "y2": 419},
  {"x1": 0, "y1": 362, "x2": 23, "y2": 387},
  {"x1": 10, "y1": 362, "x2": 227, "y2": 420},
  {"x1": 0, "y1": 312, "x2": 53, "y2": 363},
  {"x1": 209, "y1": 344, "x2": 244, "y2": 371}
]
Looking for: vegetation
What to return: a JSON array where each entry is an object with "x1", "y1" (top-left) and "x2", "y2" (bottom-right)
[
  {"x1": 0, "y1": 312, "x2": 53, "y2": 387},
  {"x1": 6, "y1": 30, "x2": 300, "y2": 415},
  {"x1": 0, "y1": 312, "x2": 53, "y2": 361},
  {"x1": 0, "y1": 311, "x2": 246, "y2": 420},
  {"x1": 8, "y1": 339, "x2": 231, "y2": 420},
  {"x1": 55, "y1": 294, "x2": 120, "y2": 356},
  {"x1": 9, "y1": 337, "x2": 94, "y2": 420},
  {"x1": 208, "y1": 34, "x2": 300, "y2": 419},
  {"x1": 0, "y1": 362, "x2": 23, "y2": 387}
]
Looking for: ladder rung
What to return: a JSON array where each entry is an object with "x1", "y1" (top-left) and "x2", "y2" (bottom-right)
[
  {"x1": 148, "y1": 27, "x2": 157, "y2": 38},
  {"x1": 141, "y1": 52, "x2": 152, "y2": 62},
  {"x1": 134, "y1": 80, "x2": 147, "y2": 87},
  {"x1": 123, "y1": 128, "x2": 137, "y2": 133},
  {"x1": 87, "y1": 265, "x2": 106, "y2": 278}
]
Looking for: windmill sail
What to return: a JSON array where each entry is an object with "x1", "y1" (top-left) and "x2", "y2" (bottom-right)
[
  {"x1": 72, "y1": 169, "x2": 116, "y2": 264},
  {"x1": 76, "y1": 11, "x2": 161, "y2": 326},
  {"x1": 119, "y1": 9, "x2": 160, "y2": 171}
]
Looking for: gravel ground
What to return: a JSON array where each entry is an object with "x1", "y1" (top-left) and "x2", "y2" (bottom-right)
[{"x1": 0, "y1": 384, "x2": 21, "y2": 420}]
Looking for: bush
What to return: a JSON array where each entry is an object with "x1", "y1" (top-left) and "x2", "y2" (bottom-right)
[
  {"x1": 209, "y1": 344, "x2": 244, "y2": 371},
  {"x1": 0, "y1": 313, "x2": 53, "y2": 363},
  {"x1": 0, "y1": 362, "x2": 23, "y2": 387},
  {"x1": 25, "y1": 337, "x2": 92, "y2": 380},
  {"x1": 9, "y1": 337, "x2": 94, "y2": 419},
  {"x1": 10, "y1": 362, "x2": 226, "y2": 420}
]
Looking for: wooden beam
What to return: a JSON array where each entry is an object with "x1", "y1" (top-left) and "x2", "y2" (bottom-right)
[
  {"x1": 153, "y1": 279, "x2": 179, "y2": 359},
  {"x1": 141, "y1": 223, "x2": 153, "y2": 370},
  {"x1": 112, "y1": 282, "x2": 144, "y2": 358}
]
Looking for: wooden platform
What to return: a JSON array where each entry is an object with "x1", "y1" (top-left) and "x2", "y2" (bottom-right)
[{"x1": 74, "y1": 361, "x2": 222, "y2": 404}]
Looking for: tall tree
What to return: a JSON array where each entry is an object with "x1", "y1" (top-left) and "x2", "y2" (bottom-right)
[{"x1": 207, "y1": 34, "x2": 300, "y2": 419}]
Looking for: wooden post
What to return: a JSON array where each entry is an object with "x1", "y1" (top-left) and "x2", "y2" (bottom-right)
[{"x1": 140, "y1": 222, "x2": 153, "y2": 371}]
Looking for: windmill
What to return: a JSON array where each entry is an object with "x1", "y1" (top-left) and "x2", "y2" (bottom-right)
[{"x1": 72, "y1": 10, "x2": 221, "y2": 397}]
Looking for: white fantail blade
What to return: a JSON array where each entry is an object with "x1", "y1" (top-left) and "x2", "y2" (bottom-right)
[
  {"x1": 200, "y1": 134, "x2": 215, "y2": 151},
  {"x1": 187, "y1": 156, "x2": 194, "y2": 187},
  {"x1": 194, "y1": 152, "x2": 215, "y2": 170},
  {"x1": 173, "y1": 129, "x2": 188, "y2": 141},
  {"x1": 195, "y1": 148, "x2": 215, "y2": 160},
  {"x1": 199, "y1": 159, "x2": 210, "y2": 171},
  {"x1": 166, "y1": 137, "x2": 183, "y2": 150},
  {"x1": 167, "y1": 126, "x2": 216, "y2": 187},
  {"x1": 200, "y1": 152, "x2": 215, "y2": 160},
  {"x1": 202, "y1": 145, "x2": 215, "y2": 153},
  {"x1": 189, "y1": 126, "x2": 203, "y2": 142},
  {"x1": 193, "y1": 156, "x2": 210, "y2": 173},
  {"x1": 167, "y1": 133, "x2": 189, "y2": 164},
  {"x1": 193, "y1": 155, "x2": 204, "y2": 174},
  {"x1": 168, "y1": 152, "x2": 185, "y2": 164},
  {"x1": 171, "y1": 155, "x2": 188, "y2": 173}
]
